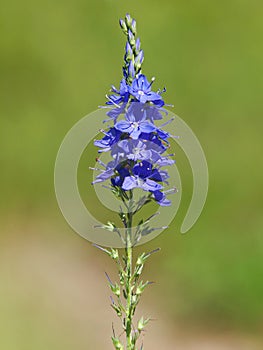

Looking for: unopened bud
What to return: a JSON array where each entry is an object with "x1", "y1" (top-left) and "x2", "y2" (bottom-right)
[
  {"x1": 112, "y1": 336, "x2": 124, "y2": 350},
  {"x1": 128, "y1": 30, "x2": 136, "y2": 47},
  {"x1": 125, "y1": 42, "x2": 133, "y2": 61},
  {"x1": 135, "y1": 38, "x2": 141, "y2": 54},
  {"x1": 128, "y1": 60, "x2": 135, "y2": 78},
  {"x1": 131, "y1": 19, "x2": 137, "y2": 35},
  {"x1": 125, "y1": 13, "x2": 132, "y2": 27},
  {"x1": 119, "y1": 19, "x2": 127, "y2": 33}
]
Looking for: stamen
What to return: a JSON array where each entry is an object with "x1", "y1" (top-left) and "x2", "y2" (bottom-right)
[
  {"x1": 164, "y1": 187, "x2": 177, "y2": 195},
  {"x1": 159, "y1": 87, "x2": 166, "y2": 94},
  {"x1": 159, "y1": 117, "x2": 175, "y2": 128},
  {"x1": 111, "y1": 85, "x2": 118, "y2": 93},
  {"x1": 99, "y1": 128, "x2": 111, "y2": 136},
  {"x1": 105, "y1": 94, "x2": 121, "y2": 108},
  {"x1": 96, "y1": 158, "x2": 107, "y2": 168},
  {"x1": 102, "y1": 185, "x2": 112, "y2": 190},
  {"x1": 89, "y1": 167, "x2": 102, "y2": 171},
  {"x1": 149, "y1": 76, "x2": 155, "y2": 88},
  {"x1": 99, "y1": 105, "x2": 111, "y2": 109}
]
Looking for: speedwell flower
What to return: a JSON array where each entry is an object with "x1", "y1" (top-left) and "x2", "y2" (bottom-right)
[
  {"x1": 94, "y1": 127, "x2": 122, "y2": 152},
  {"x1": 122, "y1": 161, "x2": 163, "y2": 192},
  {"x1": 129, "y1": 74, "x2": 164, "y2": 106},
  {"x1": 106, "y1": 79, "x2": 130, "y2": 106},
  {"x1": 115, "y1": 106, "x2": 156, "y2": 139},
  {"x1": 111, "y1": 139, "x2": 162, "y2": 163}
]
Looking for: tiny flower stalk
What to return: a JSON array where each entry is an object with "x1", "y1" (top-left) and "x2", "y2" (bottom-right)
[{"x1": 92, "y1": 13, "x2": 176, "y2": 349}]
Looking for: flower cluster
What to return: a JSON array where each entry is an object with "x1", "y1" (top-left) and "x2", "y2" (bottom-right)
[{"x1": 93, "y1": 14, "x2": 175, "y2": 207}]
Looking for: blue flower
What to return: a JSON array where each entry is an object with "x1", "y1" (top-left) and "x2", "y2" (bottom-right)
[
  {"x1": 106, "y1": 79, "x2": 130, "y2": 106},
  {"x1": 139, "y1": 132, "x2": 167, "y2": 152},
  {"x1": 122, "y1": 161, "x2": 163, "y2": 192},
  {"x1": 156, "y1": 128, "x2": 170, "y2": 141},
  {"x1": 129, "y1": 74, "x2": 164, "y2": 106},
  {"x1": 125, "y1": 42, "x2": 133, "y2": 61},
  {"x1": 94, "y1": 127, "x2": 122, "y2": 152},
  {"x1": 106, "y1": 102, "x2": 127, "y2": 123},
  {"x1": 92, "y1": 160, "x2": 116, "y2": 184},
  {"x1": 111, "y1": 162, "x2": 131, "y2": 187},
  {"x1": 156, "y1": 157, "x2": 175, "y2": 167},
  {"x1": 115, "y1": 107, "x2": 156, "y2": 139},
  {"x1": 111, "y1": 139, "x2": 162, "y2": 163},
  {"x1": 152, "y1": 190, "x2": 171, "y2": 206}
]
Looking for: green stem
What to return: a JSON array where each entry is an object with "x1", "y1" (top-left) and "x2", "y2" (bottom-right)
[{"x1": 125, "y1": 210, "x2": 133, "y2": 350}]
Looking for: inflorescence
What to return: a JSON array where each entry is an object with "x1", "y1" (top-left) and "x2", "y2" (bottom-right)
[{"x1": 92, "y1": 14, "x2": 176, "y2": 208}]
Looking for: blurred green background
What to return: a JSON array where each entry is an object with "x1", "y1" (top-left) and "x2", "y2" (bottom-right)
[{"x1": 1, "y1": 0, "x2": 263, "y2": 349}]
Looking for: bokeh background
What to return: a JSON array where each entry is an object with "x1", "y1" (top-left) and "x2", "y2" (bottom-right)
[{"x1": 1, "y1": 0, "x2": 263, "y2": 349}]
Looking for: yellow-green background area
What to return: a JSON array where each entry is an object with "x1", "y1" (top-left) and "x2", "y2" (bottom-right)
[{"x1": 1, "y1": 0, "x2": 263, "y2": 349}]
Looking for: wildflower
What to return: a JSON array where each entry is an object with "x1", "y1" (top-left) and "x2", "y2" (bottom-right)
[
  {"x1": 128, "y1": 101, "x2": 164, "y2": 123},
  {"x1": 129, "y1": 74, "x2": 164, "y2": 106},
  {"x1": 94, "y1": 128, "x2": 122, "y2": 152},
  {"x1": 111, "y1": 139, "x2": 162, "y2": 163},
  {"x1": 121, "y1": 161, "x2": 163, "y2": 191},
  {"x1": 152, "y1": 190, "x2": 171, "y2": 206},
  {"x1": 115, "y1": 107, "x2": 156, "y2": 139},
  {"x1": 106, "y1": 79, "x2": 130, "y2": 106},
  {"x1": 91, "y1": 160, "x2": 116, "y2": 184}
]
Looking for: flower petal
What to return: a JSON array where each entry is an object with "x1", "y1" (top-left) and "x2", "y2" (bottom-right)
[
  {"x1": 122, "y1": 176, "x2": 137, "y2": 190},
  {"x1": 139, "y1": 121, "x2": 156, "y2": 133},
  {"x1": 115, "y1": 120, "x2": 132, "y2": 132},
  {"x1": 142, "y1": 179, "x2": 163, "y2": 191}
]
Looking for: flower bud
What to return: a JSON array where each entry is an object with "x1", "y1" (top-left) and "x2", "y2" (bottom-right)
[
  {"x1": 125, "y1": 42, "x2": 133, "y2": 61},
  {"x1": 135, "y1": 51, "x2": 144, "y2": 71},
  {"x1": 111, "y1": 283, "x2": 121, "y2": 296},
  {"x1": 135, "y1": 38, "x2": 141, "y2": 54},
  {"x1": 128, "y1": 60, "x2": 135, "y2": 78},
  {"x1": 125, "y1": 13, "x2": 132, "y2": 27},
  {"x1": 128, "y1": 29, "x2": 136, "y2": 47},
  {"x1": 131, "y1": 19, "x2": 137, "y2": 35},
  {"x1": 137, "y1": 317, "x2": 150, "y2": 332},
  {"x1": 131, "y1": 294, "x2": 137, "y2": 304},
  {"x1": 112, "y1": 336, "x2": 124, "y2": 350},
  {"x1": 135, "y1": 280, "x2": 149, "y2": 295},
  {"x1": 138, "y1": 50, "x2": 144, "y2": 64},
  {"x1": 119, "y1": 19, "x2": 127, "y2": 33},
  {"x1": 110, "y1": 248, "x2": 119, "y2": 260}
]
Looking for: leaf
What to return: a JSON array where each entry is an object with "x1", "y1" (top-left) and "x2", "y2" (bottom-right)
[
  {"x1": 137, "y1": 316, "x2": 150, "y2": 331},
  {"x1": 112, "y1": 336, "x2": 124, "y2": 350}
]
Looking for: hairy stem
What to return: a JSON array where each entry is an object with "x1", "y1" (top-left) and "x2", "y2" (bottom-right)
[{"x1": 125, "y1": 210, "x2": 133, "y2": 350}]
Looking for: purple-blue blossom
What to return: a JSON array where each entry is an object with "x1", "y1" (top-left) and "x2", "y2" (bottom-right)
[
  {"x1": 93, "y1": 14, "x2": 176, "y2": 208},
  {"x1": 128, "y1": 102, "x2": 164, "y2": 123},
  {"x1": 129, "y1": 74, "x2": 164, "y2": 106},
  {"x1": 121, "y1": 161, "x2": 163, "y2": 192},
  {"x1": 111, "y1": 139, "x2": 162, "y2": 163},
  {"x1": 106, "y1": 79, "x2": 130, "y2": 106},
  {"x1": 94, "y1": 128, "x2": 122, "y2": 152},
  {"x1": 115, "y1": 107, "x2": 156, "y2": 139}
]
